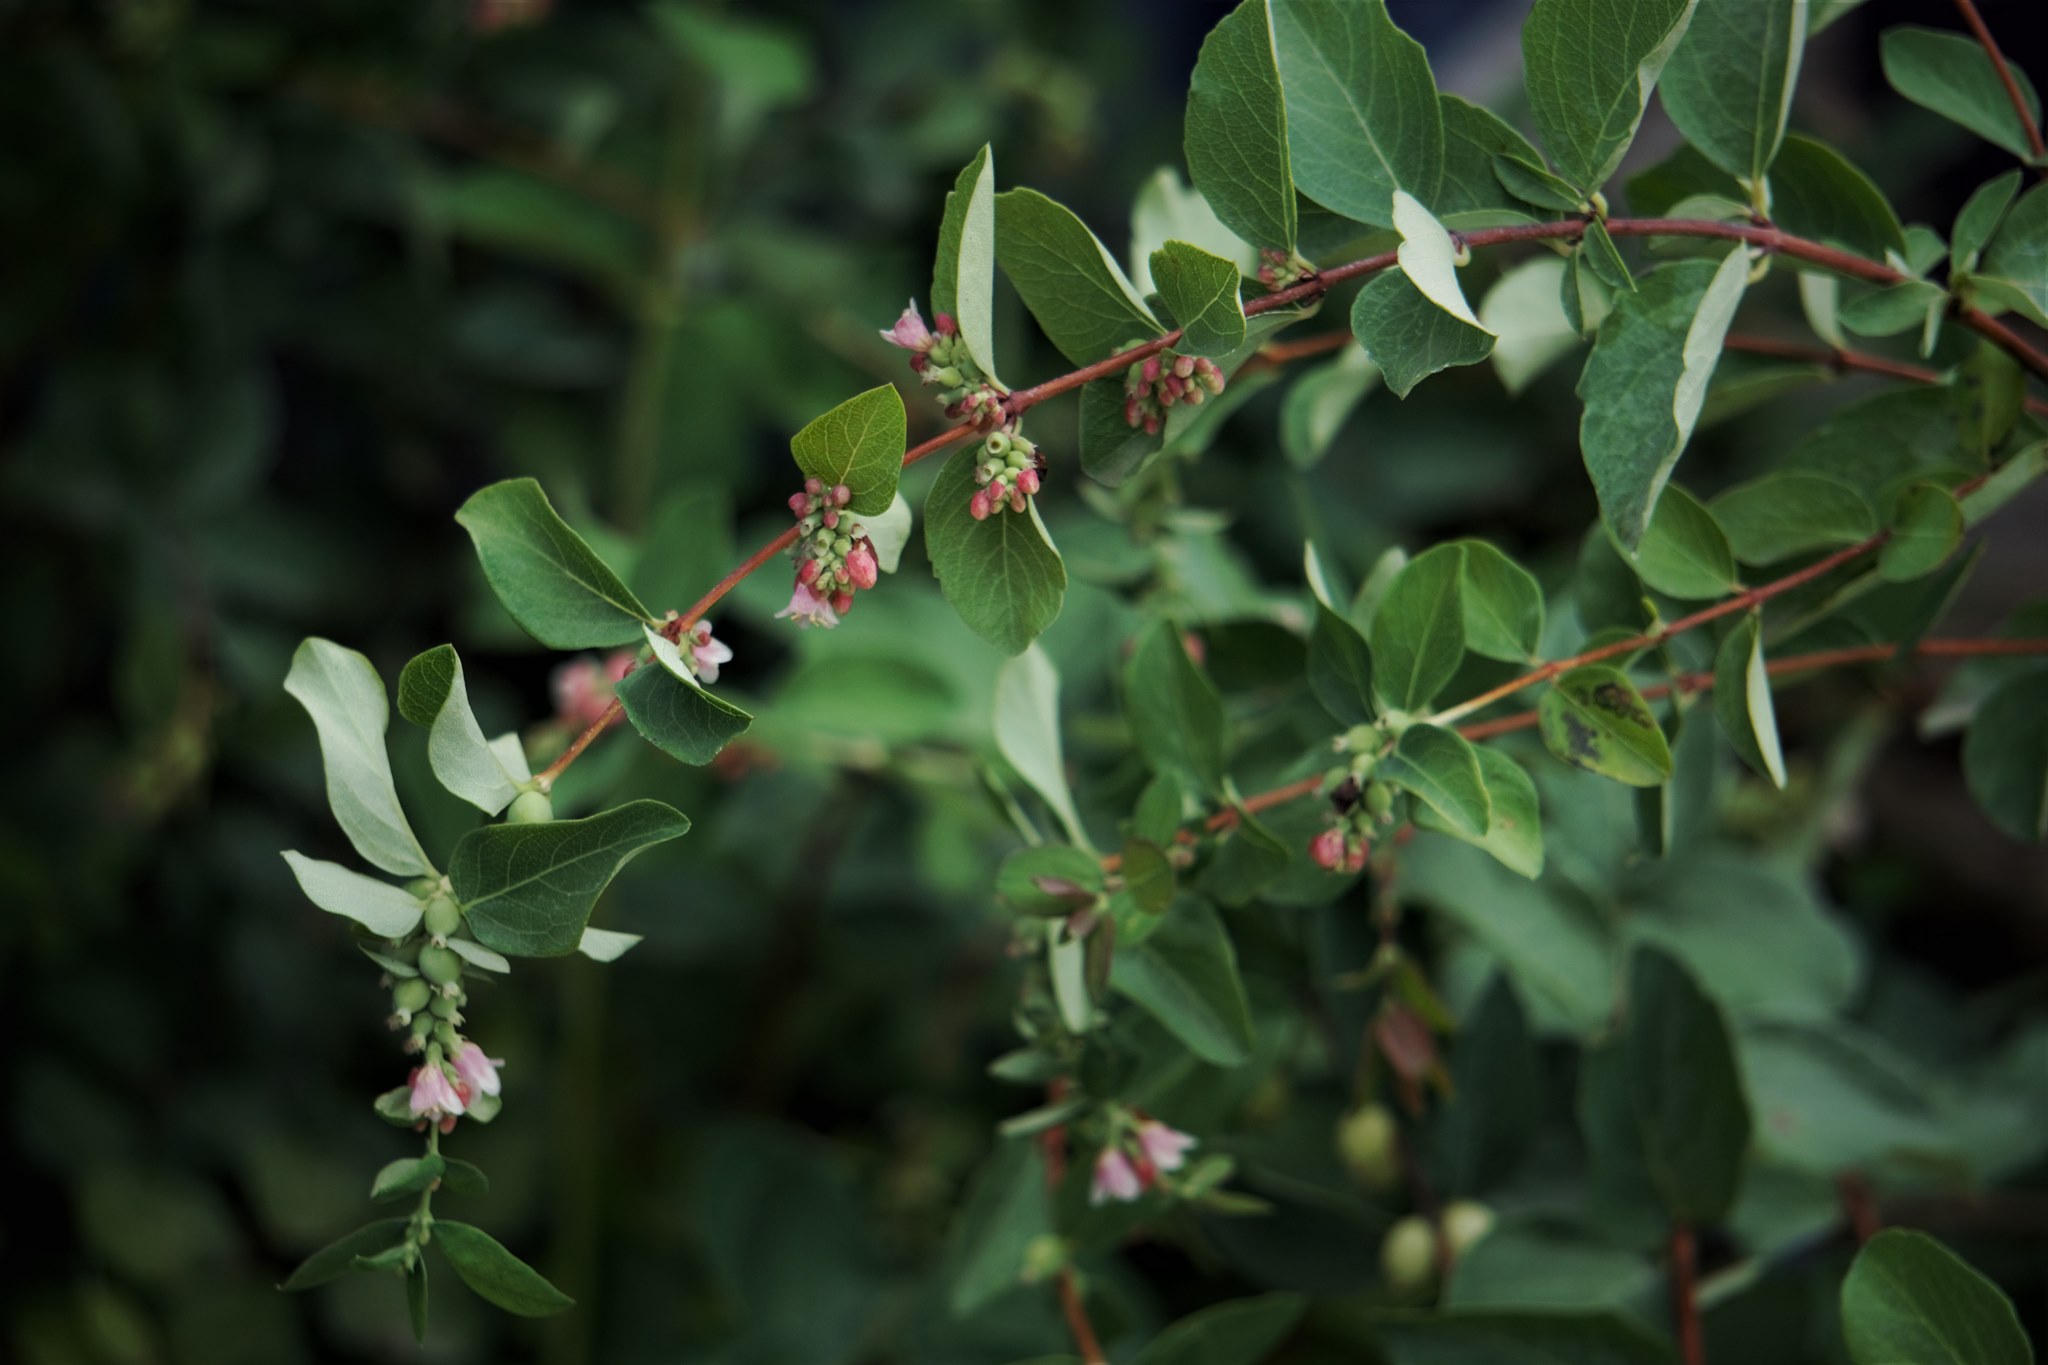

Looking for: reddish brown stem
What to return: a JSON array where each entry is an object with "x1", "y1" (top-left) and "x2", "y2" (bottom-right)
[
  {"x1": 1056, "y1": 1267, "x2": 1108, "y2": 1365},
  {"x1": 675, "y1": 526, "x2": 802, "y2": 631},
  {"x1": 1725, "y1": 335, "x2": 2048, "y2": 416},
  {"x1": 1454, "y1": 636, "x2": 2048, "y2": 741},
  {"x1": 1671, "y1": 1224, "x2": 1705, "y2": 1365},
  {"x1": 1838, "y1": 1170, "x2": 1884, "y2": 1245},
  {"x1": 536, "y1": 699, "x2": 625, "y2": 791},
  {"x1": 1952, "y1": 0, "x2": 2048, "y2": 165}
]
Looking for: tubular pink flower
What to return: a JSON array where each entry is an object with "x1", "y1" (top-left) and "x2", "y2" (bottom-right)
[
  {"x1": 1135, "y1": 1120, "x2": 1196, "y2": 1174},
  {"x1": 776, "y1": 581, "x2": 841, "y2": 629},
  {"x1": 880, "y1": 300, "x2": 933, "y2": 351},
  {"x1": 1090, "y1": 1147, "x2": 1143, "y2": 1205},
  {"x1": 845, "y1": 541, "x2": 879, "y2": 591},
  {"x1": 690, "y1": 623, "x2": 734, "y2": 684},
  {"x1": 452, "y1": 1041, "x2": 504, "y2": 1098},
  {"x1": 408, "y1": 1064, "x2": 466, "y2": 1119}
]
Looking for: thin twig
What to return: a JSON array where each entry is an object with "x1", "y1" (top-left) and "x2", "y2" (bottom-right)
[
  {"x1": 1952, "y1": 0, "x2": 2048, "y2": 166},
  {"x1": 1671, "y1": 1224, "x2": 1705, "y2": 1365},
  {"x1": 1725, "y1": 335, "x2": 2048, "y2": 416}
]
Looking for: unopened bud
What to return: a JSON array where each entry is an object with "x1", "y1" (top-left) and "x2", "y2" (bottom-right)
[
  {"x1": 787, "y1": 492, "x2": 809, "y2": 516},
  {"x1": 829, "y1": 589, "x2": 854, "y2": 614},
  {"x1": 831, "y1": 484, "x2": 851, "y2": 506},
  {"x1": 1310, "y1": 828, "x2": 1346, "y2": 870},
  {"x1": 805, "y1": 477, "x2": 823, "y2": 496},
  {"x1": 970, "y1": 490, "x2": 991, "y2": 521},
  {"x1": 1172, "y1": 354, "x2": 1194, "y2": 379},
  {"x1": 798, "y1": 558, "x2": 821, "y2": 585}
]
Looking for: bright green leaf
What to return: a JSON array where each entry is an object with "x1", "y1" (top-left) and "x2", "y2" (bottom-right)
[
  {"x1": 450, "y1": 800, "x2": 690, "y2": 957},
  {"x1": 1413, "y1": 747, "x2": 1545, "y2": 880},
  {"x1": 788, "y1": 384, "x2": 907, "y2": 517},
  {"x1": 284, "y1": 638, "x2": 433, "y2": 878},
  {"x1": 924, "y1": 444, "x2": 1067, "y2": 656},
  {"x1": 1540, "y1": 666, "x2": 1673, "y2": 787},
  {"x1": 1150, "y1": 239, "x2": 1246, "y2": 358}
]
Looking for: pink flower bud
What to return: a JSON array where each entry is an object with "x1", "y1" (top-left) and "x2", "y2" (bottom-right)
[
  {"x1": 1143, "y1": 414, "x2": 1160, "y2": 435},
  {"x1": 1164, "y1": 375, "x2": 1186, "y2": 400},
  {"x1": 787, "y1": 492, "x2": 810, "y2": 516},
  {"x1": 880, "y1": 300, "x2": 934, "y2": 351},
  {"x1": 832, "y1": 483, "x2": 852, "y2": 507},
  {"x1": 1124, "y1": 396, "x2": 1142, "y2": 427},
  {"x1": 1141, "y1": 356, "x2": 1161, "y2": 385},
  {"x1": 846, "y1": 540, "x2": 879, "y2": 591},
  {"x1": 1090, "y1": 1147, "x2": 1143, "y2": 1205},
  {"x1": 1310, "y1": 828, "x2": 1346, "y2": 871},
  {"x1": 1345, "y1": 841, "x2": 1371, "y2": 874},
  {"x1": 970, "y1": 490, "x2": 991, "y2": 521},
  {"x1": 830, "y1": 589, "x2": 854, "y2": 614},
  {"x1": 823, "y1": 509, "x2": 839, "y2": 529},
  {"x1": 1017, "y1": 467, "x2": 1040, "y2": 496},
  {"x1": 909, "y1": 352, "x2": 929, "y2": 373},
  {"x1": 1173, "y1": 354, "x2": 1194, "y2": 379},
  {"x1": 805, "y1": 477, "x2": 823, "y2": 496},
  {"x1": 1010, "y1": 487, "x2": 1026, "y2": 513},
  {"x1": 934, "y1": 311, "x2": 958, "y2": 336}
]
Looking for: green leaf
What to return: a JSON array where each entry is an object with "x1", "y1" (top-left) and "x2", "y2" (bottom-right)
[
  {"x1": 279, "y1": 1220, "x2": 410, "y2": 1291},
  {"x1": 948, "y1": 1140, "x2": 1052, "y2": 1317},
  {"x1": 370, "y1": 1155, "x2": 445, "y2": 1203},
  {"x1": 932, "y1": 144, "x2": 1000, "y2": 380},
  {"x1": 1118, "y1": 838, "x2": 1177, "y2": 921},
  {"x1": 994, "y1": 645, "x2": 1089, "y2": 849},
  {"x1": 1269, "y1": 0, "x2": 1443, "y2": 228},
  {"x1": 577, "y1": 927, "x2": 641, "y2": 962},
  {"x1": 1522, "y1": 0, "x2": 1697, "y2": 192},
  {"x1": 1954, "y1": 343, "x2": 2025, "y2": 462},
  {"x1": 1480, "y1": 257, "x2": 1582, "y2": 395},
  {"x1": 1843, "y1": 1229, "x2": 2033, "y2": 1365},
  {"x1": 1130, "y1": 1293, "x2": 1307, "y2": 1365},
  {"x1": 1379, "y1": 724, "x2": 1491, "y2": 838},
  {"x1": 1350, "y1": 270, "x2": 1495, "y2": 398},
  {"x1": 1079, "y1": 378, "x2": 1164, "y2": 487},
  {"x1": 1370, "y1": 544, "x2": 1466, "y2": 712},
  {"x1": 1962, "y1": 439, "x2": 2048, "y2": 528},
  {"x1": 1982, "y1": 183, "x2": 2048, "y2": 327},
  {"x1": 1393, "y1": 192, "x2": 1487, "y2": 327},
  {"x1": 440, "y1": 1159, "x2": 489, "y2": 1196},
  {"x1": 1769, "y1": 135, "x2": 1908, "y2": 263},
  {"x1": 1309, "y1": 603, "x2": 1376, "y2": 727},
  {"x1": 788, "y1": 384, "x2": 907, "y2": 517},
  {"x1": 1580, "y1": 948, "x2": 1750, "y2": 1229},
  {"x1": 1429, "y1": 982, "x2": 1542, "y2": 1195},
  {"x1": 1711, "y1": 472, "x2": 1877, "y2": 563},
  {"x1": 450, "y1": 800, "x2": 690, "y2": 956},
  {"x1": 1953, "y1": 169, "x2": 2023, "y2": 272},
  {"x1": 1579, "y1": 219, "x2": 1635, "y2": 293},
  {"x1": 1714, "y1": 615, "x2": 1787, "y2": 788},
  {"x1": 1438, "y1": 95, "x2": 1548, "y2": 218},
  {"x1": 996, "y1": 188, "x2": 1161, "y2": 366},
  {"x1": 924, "y1": 445, "x2": 1067, "y2": 656},
  {"x1": 1540, "y1": 666, "x2": 1673, "y2": 787},
  {"x1": 1444, "y1": 1218, "x2": 1656, "y2": 1313},
  {"x1": 1185, "y1": 0, "x2": 1297, "y2": 255},
  {"x1": 284, "y1": 639, "x2": 433, "y2": 878},
  {"x1": 1365, "y1": 1309, "x2": 1675, "y2": 1365},
  {"x1": 614, "y1": 625, "x2": 753, "y2": 766},
  {"x1": 1881, "y1": 26, "x2": 2045, "y2": 165},
  {"x1": 1632, "y1": 853, "x2": 1860, "y2": 1021},
  {"x1": 397, "y1": 646, "x2": 522, "y2": 815},
  {"x1": 405, "y1": 1258, "x2": 428, "y2": 1344},
  {"x1": 1879, "y1": 481, "x2": 1965, "y2": 582},
  {"x1": 1495, "y1": 154, "x2": 1587, "y2": 213},
  {"x1": 1963, "y1": 672, "x2": 2048, "y2": 842},
  {"x1": 448, "y1": 938, "x2": 510, "y2": 973},
  {"x1": 1738, "y1": 1019, "x2": 1953, "y2": 1173},
  {"x1": 1839, "y1": 280, "x2": 1947, "y2": 338},
  {"x1": 280, "y1": 852, "x2": 426, "y2": 938},
  {"x1": 1456, "y1": 540, "x2": 1544, "y2": 663},
  {"x1": 1578, "y1": 248, "x2": 1749, "y2": 549},
  {"x1": 1659, "y1": 0, "x2": 1805, "y2": 186},
  {"x1": 1111, "y1": 898, "x2": 1255, "y2": 1066},
  {"x1": 1150, "y1": 240, "x2": 1246, "y2": 358},
  {"x1": 1281, "y1": 342, "x2": 1376, "y2": 469},
  {"x1": 1126, "y1": 619, "x2": 1229, "y2": 798},
  {"x1": 1617, "y1": 483, "x2": 1738, "y2": 600},
  {"x1": 1413, "y1": 747, "x2": 1545, "y2": 880},
  {"x1": 432, "y1": 1221, "x2": 575, "y2": 1317},
  {"x1": 454, "y1": 479, "x2": 651, "y2": 649}
]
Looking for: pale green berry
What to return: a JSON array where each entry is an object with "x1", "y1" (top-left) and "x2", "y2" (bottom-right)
[
  {"x1": 417, "y1": 944, "x2": 463, "y2": 986},
  {"x1": 1381, "y1": 1215, "x2": 1439, "y2": 1292},
  {"x1": 1337, "y1": 1103, "x2": 1400, "y2": 1191},
  {"x1": 393, "y1": 978, "x2": 433, "y2": 1015},
  {"x1": 506, "y1": 791, "x2": 554, "y2": 825},
  {"x1": 1442, "y1": 1200, "x2": 1496, "y2": 1260},
  {"x1": 423, "y1": 893, "x2": 461, "y2": 938}
]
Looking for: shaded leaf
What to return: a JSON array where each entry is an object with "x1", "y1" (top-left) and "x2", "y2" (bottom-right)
[
  {"x1": 924, "y1": 445, "x2": 1067, "y2": 656},
  {"x1": 455, "y1": 479, "x2": 651, "y2": 649},
  {"x1": 614, "y1": 625, "x2": 753, "y2": 766},
  {"x1": 433, "y1": 1222, "x2": 574, "y2": 1317},
  {"x1": 450, "y1": 800, "x2": 690, "y2": 957},
  {"x1": 1714, "y1": 615, "x2": 1787, "y2": 788},
  {"x1": 1370, "y1": 544, "x2": 1466, "y2": 712}
]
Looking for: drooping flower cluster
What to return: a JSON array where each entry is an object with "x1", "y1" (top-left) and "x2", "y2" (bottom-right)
[
  {"x1": 969, "y1": 429, "x2": 1044, "y2": 521},
  {"x1": 1122, "y1": 346, "x2": 1225, "y2": 435},
  {"x1": 1309, "y1": 775, "x2": 1385, "y2": 874},
  {"x1": 779, "y1": 477, "x2": 880, "y2": 629},
  {"x1": 383, "y1": 920, "x2": 507, "y2": 1134},
  {"x1": 1090, "y1": 1110, "x2": 1199, "y2": 1205},
  {"x1": 881, "y1": 299, "x2": 1004, "y2": 426}
]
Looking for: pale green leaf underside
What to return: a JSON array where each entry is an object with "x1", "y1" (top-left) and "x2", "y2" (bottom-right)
[
  {"x1": 281, "y1": 851, "x2": 426, "y2": 938},
  {"x1": 397, "y1": 645, "x2": 522, "y2": 815},
  {"x1": 994, "y1": 645, "x2": 1091, "y2": 849},
  {"x1": 933, "y1": 144, "x2": 1001, "y2": 381},
  {"x1": 284, "y1": 638, "x2": 434, "y2": 877}
]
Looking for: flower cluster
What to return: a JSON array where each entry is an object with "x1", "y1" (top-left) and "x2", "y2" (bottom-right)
[
  {"x1": 382, "y1": 915, "x2": 506, "y2": 1134},
  {"x1": 1089, "y1": 1110, "x2": 1198, "y2": 1205},
  {"x1": 882, "y1": 299, "x2": 1005, "y2": 425},
  {"x1": 1254, "y1": 246, "x2": 1312, "y2": 289},
  {"x1": 969, "y1": 429, "x2": 1044, "y2": 521},
  {"x1": 779, "y1": 478, "x2": 879, "y2": 629},
  {"x1": 1121, "y1": 346, "x2": 1224, "y2": 435},
  {"x1": 405, "y1": 1040, "x2": 503, "y2": 1132},
  {"x1": 1309, "y1": 775, "x2": 1389, "y2": 874},
  {"x1": 551, "y1": 622, "x2": 732, "y2": 725}
]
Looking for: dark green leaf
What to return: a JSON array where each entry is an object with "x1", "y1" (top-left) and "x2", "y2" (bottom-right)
[
  {"x1": 1842, "y1": 1229, "x2": 2033, "y2": 1365},
  {"x1": 1711, "y1": 472, "x2": 1877, "y2": 563},
  {"x1": 1150, "y1": 240, "x2": 1246, "y2": 358},
  {"x1": 1429, "y1": 980, "x2": 1540, "y2": 1195},
  {"x1": 1953, "y1": 342, "x2": 2024, "y2": 462},
  {"x1": 1126, "y1": 619, "x2": 1229, "y2": 798},
  {"x1": 1370, "y1": 544, "x2": 1466, "y2": 712},
  {"x1": 1963, "y1": 672, "x2": 2048, "y2": 842},
  {"x1": 924, "y1": 445, "x2": 1066, "y2": 655},
  {"x1": 996, "y1": 188, "x2": 1161, "y2": 366},
  {"x1": 1281, "y1": 342, "x2": 1375, "y2": 469},
  {"x1": 1879, "y1": 481, "x2": 1965, "y2": 582},
  {"x1": 1378, "y1": 724, "x2": 1491, "y2": 838},
  {"x1": 1351, "y1": 269, "x2": 1495, "y2": 399},
  {"x1": 440, "y1": 1159, "x2": 489, "y2": 1196},
  {"x1": 397, "y1": 645, "x2": 523, "y2": 815},
  {"x1": 1438, "y1": 95, "x2": 1547, "y2": 218},
  {"x1": 933, "y1": 145, "x2": 1000, "y2": 379},
  {"x1": 1659, "y1": 0, "x2": 1806, "y2": 186},
  {"x1": 1269, "y1": 0, "x2": 1443, "y2": 228},
  {"x1": 450, "y1": 800, "x2": 690, "y2": 956},
  {"x1": 1839, "y1": 280, "x2": 1946, "y2": 338},
  {"x1": 455, "y1": 479, "x2": 652, "y2": 649},
  {"x1": 1714, "y1": 615, "x2": 1787, "y2": 788},
  {"x1": 1111, "y1": 898, "x2": 1255, "y2": 1066},
  {"x1": 949, "y1": 1139, "x2": 1053, "y2": 1316},
  {"x1": 1522, "y1": 0, "x2": 1695, "y2": 191},
  {"x1": 1118, "y1": 839, "x2": 1176, "y2": 919},
  {"x1": 1579, "y1": 249, "x2": 1749, "y2": 549},
  {"x1": 406, "y1": 1258, "x2": 428, "y2": 1343},
  {"x1": 1079, "y1": 377, "x2": 1164, "y2": 487},
  {"x1": 1617, "y1": 484, "x2": 1738, "y2": 600},
  {"x1": 1186, "y1": 0, "x2": 1297, "y2": 255},
  {"x1": 1580, "y1": 948, "x2": 1750, "y2": 1229},
  {"x1": 1130, "y1": 1292, "x2": 1306, "y2": 1365},
  {"x1": 1952, "y1": 170, "x2": 2023, "y2": 272},
  {"x1": 1456, "y1": 540, "x2": 1544, "y2": 663},
  {"x1": 615, "y1": 627, "x2": 753, "y2": 766},
  {"x1": 1580, "y1": 220, "x2": 1634, "y2": 292},
  {"x1": 1982, "y1": 183, "x2": 2048, "y2": 327},
  {"x1": 1309, "y1": 604, "x2": 1375, "y2": 726},
  {"x1": 280, "y1": 1220, "x2": 410, "y2": 1291},
  {"x1": 1366, "y1": 1308, "x2": 1675, "y2": 1365},
  {"x1": 284, "y1": 638, "x2": 434, "y2": 878},
  {"x1": 433, "y1": 1221, "x2": 575, "y2": 1317},
  {"x1": 1495, "y1": 154, "x2": 1586, "y2": 213},
  {"x1": 371, "y1": 1155, "x2": 445, "y2": 1203},
  {"x1": 1881, "y1": 26, "x2": 2045, "y2": 165},
  {"x1": 1769, "y1": 135, "x2": 1909, "y2": 263},
  {"x1": 1540, "y1": 666, "x2": 1673, "y2": 787}
]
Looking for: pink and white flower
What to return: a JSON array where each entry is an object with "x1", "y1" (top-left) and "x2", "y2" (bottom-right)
[
  {"x1": 1090, "y1": 1146, "x2": 1143, "y2": 1205},
  {"x1": 880, "y1": 300, "x2": 934, "y2": 352},
  {"x1": 776, "y1": 581, "x2": 841, "y2": 629},
  {"x1": 1135, "y1": 1119, "x2": 1197, "y2": 1174},
  {"x1": 408, "y1": 1064, "x2": 467, "y2": 1119},
  {"x1": 688, "y1": 622, "x2": 733, "y2": 684},
  {"x1": 451, "y1": 1041, "x2": 503, "y2": 1098}
]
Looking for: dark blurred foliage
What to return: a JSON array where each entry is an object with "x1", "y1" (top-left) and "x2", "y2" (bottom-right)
[{"x1": 1, "y1": 1, "x2": 2043, "y2": 1362}]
